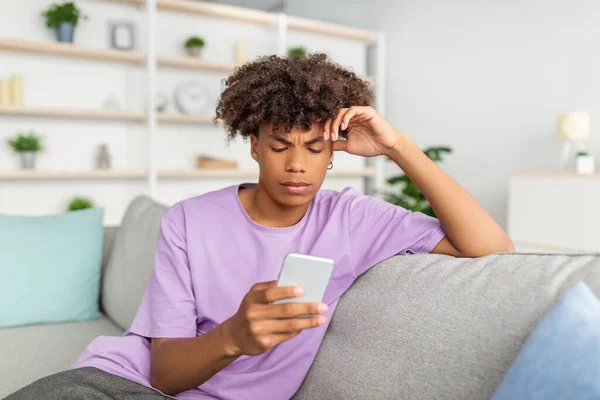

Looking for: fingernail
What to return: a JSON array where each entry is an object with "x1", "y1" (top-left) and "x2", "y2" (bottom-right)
[
  {"x1": 317, "y1": 303, "x2": 328, "y2": 313},
  {"x1": 341, "y1": 122, "x2": 346, "y2": 130},
  {"x1": 294, "y1": 287, "x2": 304, "y2": 296},
  {"x1": 318, "y1": 316, "x2": 327, "y2": 325}
]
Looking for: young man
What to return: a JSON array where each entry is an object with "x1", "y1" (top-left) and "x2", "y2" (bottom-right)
[{"x1": 8, "y1": 54, "x2": 513, "y2": 400}]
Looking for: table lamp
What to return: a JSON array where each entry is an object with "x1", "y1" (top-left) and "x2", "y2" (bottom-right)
[{"x1": 557, "y1": 111, "x2": 590, "y2": 171}]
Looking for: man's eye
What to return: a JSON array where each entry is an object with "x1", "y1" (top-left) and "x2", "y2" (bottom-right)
[
  {"x1": 308, "y1": 148, "x2": 323, "y2": 154},
  {"x1": 271, "y1": 147, "x2": 287, "y2": 153}
]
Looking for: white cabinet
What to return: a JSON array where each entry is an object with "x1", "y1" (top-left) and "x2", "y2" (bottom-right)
[{"x1": 508, "y1": 172, "x2": 600, "y2": 253}]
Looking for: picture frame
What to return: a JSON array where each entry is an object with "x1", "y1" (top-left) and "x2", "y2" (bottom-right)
[{"x1": 109, "y1": 21, "x2": 135, "y2": 50}]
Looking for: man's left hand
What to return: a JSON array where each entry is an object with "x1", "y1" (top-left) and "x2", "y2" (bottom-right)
[{"x1": 323, "y1": 106, "x2": 402, "y2": 157}]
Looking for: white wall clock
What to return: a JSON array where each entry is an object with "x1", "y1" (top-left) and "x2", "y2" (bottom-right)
[{"x1": 174, "y1": 81, "x2": 211, "y2": 115}]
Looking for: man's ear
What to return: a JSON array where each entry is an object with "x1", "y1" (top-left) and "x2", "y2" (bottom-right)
[{"x1": 250, "y1": 133, "x2": 259, "y2": 163}]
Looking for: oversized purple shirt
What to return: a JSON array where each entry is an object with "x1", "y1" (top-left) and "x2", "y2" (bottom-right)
[{"x1": 73, "y1": 184, "x2": 446, "y2": 399}]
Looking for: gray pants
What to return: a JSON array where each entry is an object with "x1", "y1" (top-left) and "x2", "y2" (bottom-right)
[{"x1": 4, "y1": 367, "x2": 169, "y2": 400}]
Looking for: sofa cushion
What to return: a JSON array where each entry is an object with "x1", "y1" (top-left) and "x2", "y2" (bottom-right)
[
  {"x1": 0, "y1": 208, "x2": 104, "y2": 328},
  {"x1": 491, "y1": 281, "x2": 600, "y2": 399},
  {"x1": 293, "y1": 252, "x2": 600, "y2": 400},
  {"x1": 101, "y1": 196, "x2": 167, "y2": 331},
  {"x1": 0, "y1": 316, "x2": 123, "y2": 398}
]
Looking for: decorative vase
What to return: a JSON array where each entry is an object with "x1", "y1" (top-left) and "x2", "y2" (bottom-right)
[
  {"x1": 57, "y1": 22, "x2": 75, "y2": 43},
  {"x1": 20, "y1": 151, "x2": 36, "y2": 169},
  {"x1": 576, "y1": 155, "x2": 595, "y2": 174},
  {"x1": 186, "y1": 46, "x2": 202, "y2": 58},
  {"x1": 235, "y1": 40, "x2": 246, "y2": 65},
  {"x1": 9, "y1": 73, "x2": 22, "y2": 105},
  {"x1": 96, "y1": 143, "x2": 111, "y2": 169}
]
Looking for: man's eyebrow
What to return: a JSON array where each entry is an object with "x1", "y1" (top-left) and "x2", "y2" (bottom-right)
[
  {"x1": 270, "y1": 135, "x2": 324, "y2": 146},
  {"x1": 304, "y1": 137, "x2": 324, "y2": 146},
  {"x1": 270, "y1": 135, "x2": 293, "y2": 145}
]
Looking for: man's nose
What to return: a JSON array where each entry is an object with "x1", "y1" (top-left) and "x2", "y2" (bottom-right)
[{"x1": 285, "y1": 148, "x2": 307, "y2": 173}]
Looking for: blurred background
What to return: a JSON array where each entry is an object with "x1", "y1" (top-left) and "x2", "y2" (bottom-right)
[{"x1": 1, "y1": 0, "x2": 599, "y2": 253}]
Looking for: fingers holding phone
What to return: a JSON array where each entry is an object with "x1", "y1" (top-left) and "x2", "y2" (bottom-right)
[{"x1": 222, "y1": 281, "x2": 328, "y2": 357}]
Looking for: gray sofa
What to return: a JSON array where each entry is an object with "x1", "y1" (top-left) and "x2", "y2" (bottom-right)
[{"x1": 2, "y1": 195, "x2": 600, "y2": 399}]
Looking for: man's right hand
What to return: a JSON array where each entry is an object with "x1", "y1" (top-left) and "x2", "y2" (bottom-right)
[{"x1": 221, "y1": 281, "x2": 329, "y2": 357}]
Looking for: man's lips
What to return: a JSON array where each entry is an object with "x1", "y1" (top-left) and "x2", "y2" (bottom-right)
[
  {"x1": 280, "y1": 182, "x2": 311, "y2": 187},
  {"x1": 280, "y1": 182, "x2": 312, "y2": 194}
]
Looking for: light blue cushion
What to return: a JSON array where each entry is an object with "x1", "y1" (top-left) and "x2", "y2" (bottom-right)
[
  {"x1": 0, "y1": 208, "x2": 104, "y2": 328},
  {"x1": 492, "y1": 281, "x2": 600, "y2": 400}
]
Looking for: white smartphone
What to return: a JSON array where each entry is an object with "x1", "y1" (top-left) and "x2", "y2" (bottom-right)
[{"x1": 274, "y1": 253, "x2": 335, "y2": 307}]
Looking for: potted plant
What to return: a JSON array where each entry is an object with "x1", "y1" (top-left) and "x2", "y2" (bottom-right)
[
  {"x1": 288, "y1": 46, "x2": 307, "y2": 58},
  {"x1": 383, "y1": 146, "x2": 452, "y2": 217},
  {"x1": 7, "y1": 132, "x2": 43, "y2": 169},
  {"x1": 184, "y1": 36, "x2": 206, "y2": 58},
  {"x1": 42, "y1": 2, "x2": 87, "y2": 43},
  {"x1": 67, "y1": 197, "x2": 94, "y2": 211}
]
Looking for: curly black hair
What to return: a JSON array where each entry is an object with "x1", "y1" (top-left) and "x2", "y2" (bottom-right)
[{"x1": 215, "y1": 53, "x2": 374, "y2": 140}]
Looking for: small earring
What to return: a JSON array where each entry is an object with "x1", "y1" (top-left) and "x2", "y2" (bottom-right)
[{"x1": 327, "y1": 162, "x2": 334, "y2": 170}]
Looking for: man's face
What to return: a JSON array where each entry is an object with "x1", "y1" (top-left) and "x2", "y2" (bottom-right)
[{"x1": 251, "y1": 122, "x2": 334, "y2": 208}]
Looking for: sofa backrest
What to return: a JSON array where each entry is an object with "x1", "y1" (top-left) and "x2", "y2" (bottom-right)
[
  {"x1": 100, "y1": 195, "x2": 600, "y2": 398},
  {"x1": 101, "y1": 196, "x2": 168, "y2": 331},
  {"x1": 292, "y1": 252, "x2": 600, "y2": 400}
]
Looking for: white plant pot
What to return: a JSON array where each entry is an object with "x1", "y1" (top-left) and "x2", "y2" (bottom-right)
[
  {"x1": 19, "y1": 151, "x2": 36, "y2": 169},
  {"x1": 186, "y1": 46, "x2": 203, "y2": 58},
  {"x1": 576, "y1": 155, "x2": 595, "y2": 174}
]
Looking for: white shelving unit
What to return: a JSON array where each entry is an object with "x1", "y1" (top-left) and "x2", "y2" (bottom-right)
[{"x1": 0, "y1": 0, "x2": 385, "y2": 220}]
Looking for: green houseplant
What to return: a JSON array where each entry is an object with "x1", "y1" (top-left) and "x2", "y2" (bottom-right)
[
  {"x1": 42, "y1": 2, "x2": 87, "y2": 43},
  {"x1": 288, "y1": 46, "x2": 307, "y2": 58},
  {"x1": 7, "y1": 133, "x2": 43, "y2": 169},
  {"x1": 384, "y1": 146, "x2": 452, "y2": 217},
  {"x1": 184, "y1": 36, "x2": 206, "y2": 57},
  {"x1": 67, "y1": 197, "x2": 94, "y2": 211}
]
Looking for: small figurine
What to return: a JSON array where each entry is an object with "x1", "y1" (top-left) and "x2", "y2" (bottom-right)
[{"x1": 96, "y1": 143, "x2": 111, "y2": 169}]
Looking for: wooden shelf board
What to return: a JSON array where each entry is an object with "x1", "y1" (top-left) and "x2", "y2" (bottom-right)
[
  {"x1": 0, "y1": 170, "x2": 147, "y2": 180},
  {"x1": 156, "y1": 0, "x2": 377, "y2": 42},
  {"x1": 0, "y1": 38, "x2": 145, "y2": 64},
  {"x1": 157, "y1": 114, "x2": 217, "y2": 124},
  {"x1": 157, "y1": 0, "x2": 277, "y2": 25},
  {"x1": 0, "y1": 168, "x2": 376, "y2": 180},
  {"x1": 363, "y1": 76, "x2": 376, "y2": 85},
  {"x1": 287, "y1": 16, "x2": 378, "y2": 43},
  {"x1": 157, "y1": 56, "x2": 237, "y2": 72},
  {"x1": 159, "y1": 168, "x2": 376, "y2": 179},
  {"x1": 0, "y1": 105, "x2": 145, "y2": 122}
]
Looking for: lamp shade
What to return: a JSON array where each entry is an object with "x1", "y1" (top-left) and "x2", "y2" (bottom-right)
[{"x1": 558, "y1": 112, "x2": 590, "y2": 140}]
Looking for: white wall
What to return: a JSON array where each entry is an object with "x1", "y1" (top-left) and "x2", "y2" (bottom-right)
[
  {"x1": 0, "y1": 0, "x2": 370, "y2": 224},
  {"x1": 370, "y1": 0, "x2": 600, "y2": 228}
]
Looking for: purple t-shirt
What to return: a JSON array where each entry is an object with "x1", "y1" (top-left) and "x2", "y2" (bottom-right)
[{"x1": 72, "y1": 184, "x2": 445, "y2": 400}]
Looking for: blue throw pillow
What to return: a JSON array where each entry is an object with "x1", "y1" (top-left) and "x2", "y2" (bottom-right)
[
  {"x1": 0, "y1": 208, "x2": 104, "y2": 328},
  {"x1": 492, "y1": 281, "x2": 600, "y2": 400}
]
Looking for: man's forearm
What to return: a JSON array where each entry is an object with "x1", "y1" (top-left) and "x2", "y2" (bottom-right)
[
  {"x1": 150, "y1": 321, "x2": 239, "y2": 396},
  {"x1": 385, "y1": 133, "x2": 514, "y2": 257}
]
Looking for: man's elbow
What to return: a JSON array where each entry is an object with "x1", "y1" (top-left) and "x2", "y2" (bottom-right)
[
  {"x1": 464, "y1": 237, "x2": 515, "y2": 257},
  {"x1": 481, "y1": 237, "x2": 515, "y2": 256},
  {"x1": 150, "y1": 365, "x2": 177, "y2": 396},
  {"x1": 504, "y1": 238, "x2": 516, "y2": 253}
]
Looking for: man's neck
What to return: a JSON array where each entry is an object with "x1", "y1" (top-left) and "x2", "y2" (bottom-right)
[{"x1": 239, "y1": 183, "x2": 310, "y2": 228}]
